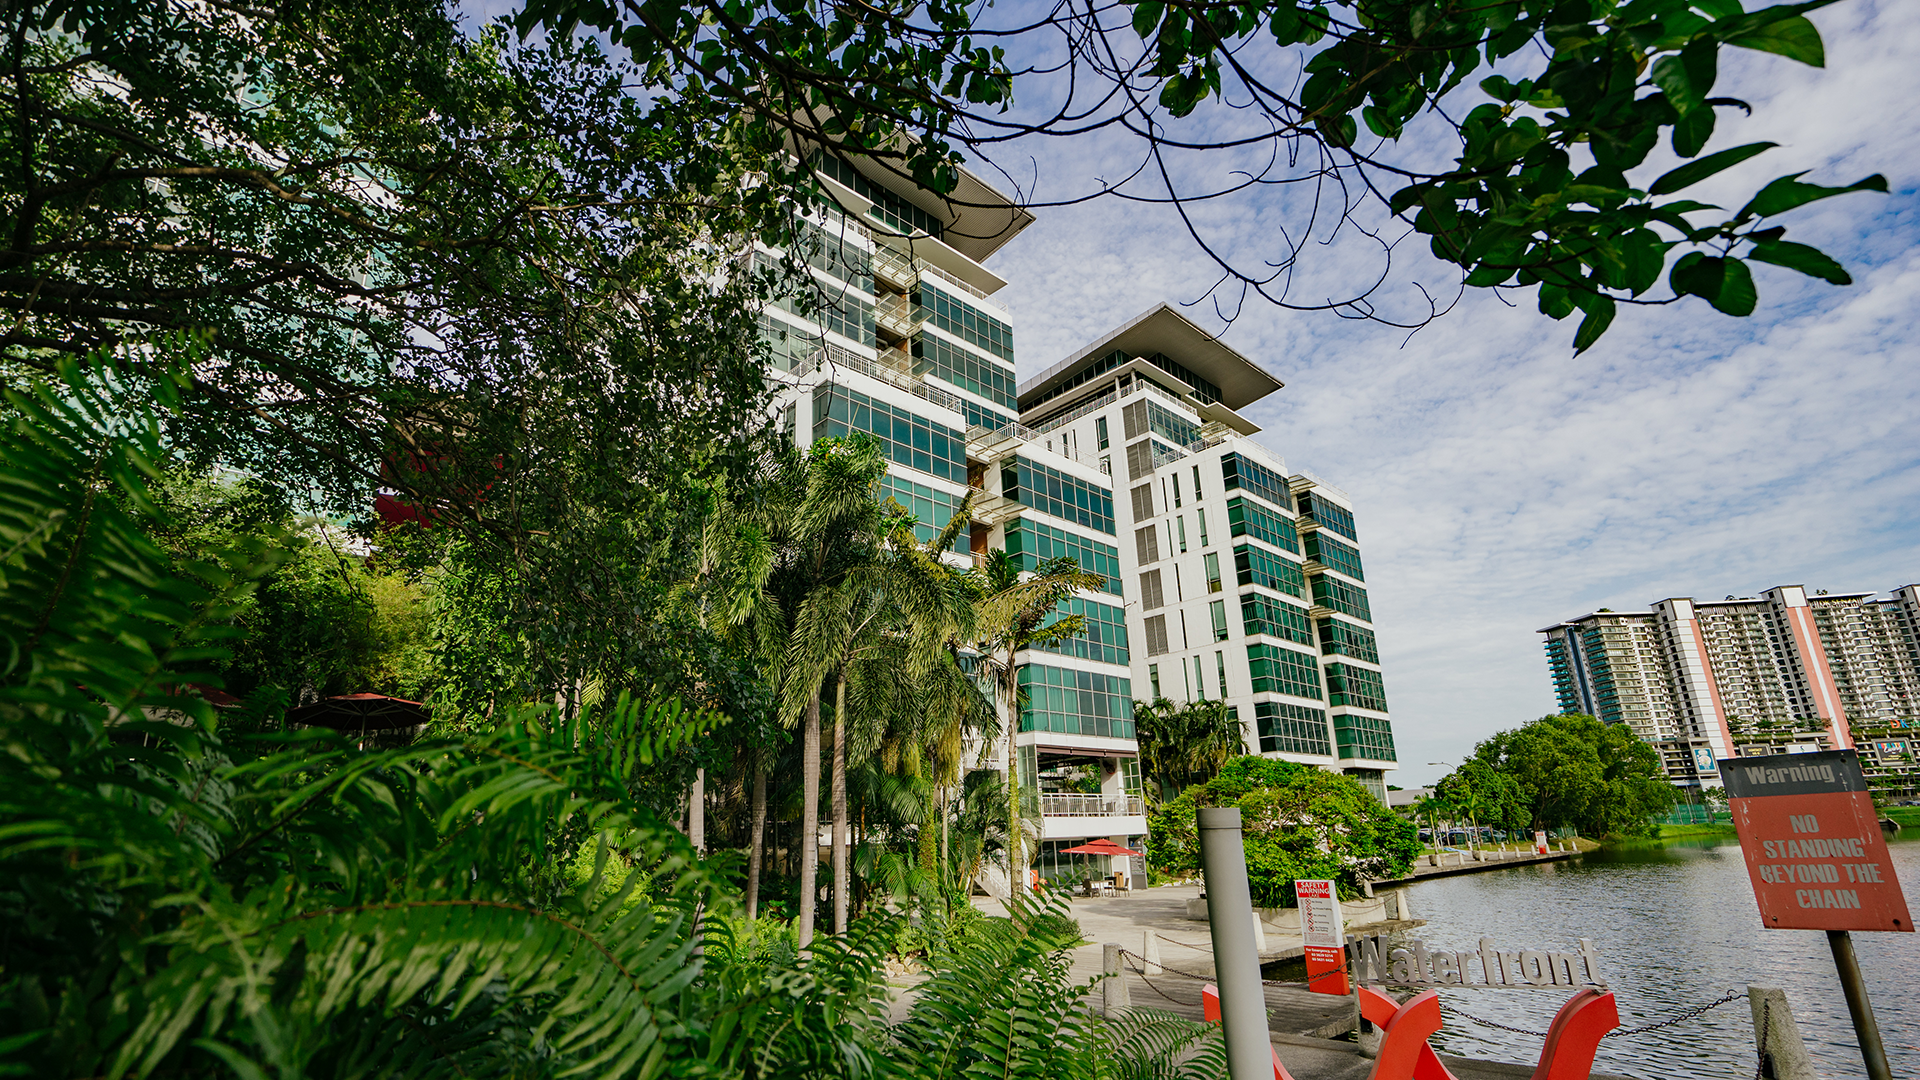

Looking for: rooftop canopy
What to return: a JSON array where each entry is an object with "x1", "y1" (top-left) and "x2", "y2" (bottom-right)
[{"x1": 1017, "y1": 303, "x2": 1284, "y2": 413}]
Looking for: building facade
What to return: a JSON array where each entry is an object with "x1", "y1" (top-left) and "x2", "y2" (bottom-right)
[
  {"x1": 1541, "y1": 584, "x2": 1920, "y2": 791},
  {"x1": 763, "y1": 153, "x2": 1397, "y2": 890}
]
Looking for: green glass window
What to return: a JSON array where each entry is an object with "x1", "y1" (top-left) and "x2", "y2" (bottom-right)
[
  {"x1": 1148, "y1": 400, "x2": 1200, "y2": 449},
  {"x1": 1325, "y1": 663, "x2": 1388, "y2": 712},
  {"x1": 1247, "y1": 643, "x2": 1322, "y2": 699},
  {"x1": 1148, "y1": 663, "x2": 1161, "y2": 699},
  {"x1": 1226, "y1": 496, "x2": 1300, "y2": 554},
  {"x1": 1178, "y1": 516, "x2": 1189, "y2": 553},
  {"x1": 1256, "y1": 701, "x2": 1332, "y2": 756},
  {"x1": 1003, "y1": 521, "x2": 1121, "y2": 595},
  {"x1": 1317, "y1": 617, "x2": 1379, "y2": 664},
  {"x1": 1209, "y1": 599, "x2": 1229, "y2": 642},
  {"x1": 1004, "y1": 457, "x2": 1116, "y2": 534},
  {"x1": 1334, "y1": 712, "x2": 1397, "y2": 762},
  {"x1": 1204, "y1": 551, "x2": 1222, "y2": 593},
  {"x1": 922, "y1": 282, "x2": 1013, "y2": 361},
  {"x1": 1019, "y1": 663, "x2": 1134, "y2": 738},
  {"x1": 878, "y1": 474, "x2": 966, "y2": 544},
  {"x1": 1241, "y1": 592, "x2": 1315, "y2": 647},
  {"x1": 1298, "y1": 491, "x2": 1358, "y2": 541},
  {"x1": 913, "y1": 331, "x2": 1017, "y2": 410},
  {"x1": 1032, "y1": 596, "x2": 1130, "y2": 666},
  {"x1": 791, "y1": 215, "x2": 873, "y2": 291},
  {"x1": 1096, "y1": 416, "x2": 1110, "y2": 450},
  {"x1": 1234, "y1": 544, "x2": 1306, "y2": 598},
  {"x1": 811, "y1": 151, "x2": 945, "y2": 240},
  {"x1": 760, "y1": 251, "x2": 876, "y2": 346},
  {"x1": 1196, "y1": 506, "x2": 1209, "y2": 546},
  {"x1": 1220, "y1": 452, "x2": 1293, "y2": 512},
  {"x1": 1311, "y1": 573, "x2": 1372, "y2": 622},
  {"x1": 1304, "y1": 531, "x2": 1365, "y2": 581},
  {"x1": 813, "y1": 385, "x2": 964, "y2": 482},
  {"x1": 1216, "y1": 651, "x2": 1228, "y2": 697}
]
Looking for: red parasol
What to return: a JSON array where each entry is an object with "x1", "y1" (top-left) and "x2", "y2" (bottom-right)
[{"x1": 1058, "y1": 838, "x2": 1144, "y2": 857}]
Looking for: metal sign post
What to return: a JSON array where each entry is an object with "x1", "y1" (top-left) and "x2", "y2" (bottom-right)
[{"x1": 1725, "y1": 749, "x2": 1911, "y2": 1080}]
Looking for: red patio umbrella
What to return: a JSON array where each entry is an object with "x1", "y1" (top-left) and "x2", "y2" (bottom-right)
[{"x1": 1058, "y1": 838, "x2": 1144, "y2": 857}]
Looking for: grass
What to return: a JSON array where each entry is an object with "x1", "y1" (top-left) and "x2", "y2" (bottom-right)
[
  {"x1": 1656, "y1": 821, "x2": 1739, "y2": 839},
  {"x1": 1881, "y1": 806, "x2": 1920, "y2": 828}
]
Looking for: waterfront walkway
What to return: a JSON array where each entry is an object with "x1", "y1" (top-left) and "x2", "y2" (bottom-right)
[
  {"x1": 1370, "y1": 840, "x2": 1599, "y2": 887},
  {"x1": 940, "y1": 882, "x2": 1633, "y2": 1080}
]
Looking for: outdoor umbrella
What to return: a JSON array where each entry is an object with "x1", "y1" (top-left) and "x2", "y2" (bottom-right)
[
  {"x1": 1057, "y1": 838, "x2": 1145, "y2": 887},
  {"x1": 287, "y1": 693, "x2": 429, "y2": 741}
]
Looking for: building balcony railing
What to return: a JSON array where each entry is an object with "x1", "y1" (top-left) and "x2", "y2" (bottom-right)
[
  {"x1": 871, "y1": 244, "x2": 920, "y2": 292},
  {"x1": 1028, "y1": 386, "x2": 1118, "y2": 434},
  {"x1": 1290, "y1": 468, "x2": 1351, "y2": 503},
  {"x1": 964, "y1": 422, "x2": 1099, "y2": 469},
  {"x1": 1040, "y1": 792, "x2": 1145, "y2": 818},
  {"x1": 791, "y1": 341, "x2": 964, "y2": 416},
  {"x1": 874, "y1": 293, "x2": 925, "y2": 339},
  {"x1": 1120, "y1": 373, "x2": 1194, "y2": 413}
]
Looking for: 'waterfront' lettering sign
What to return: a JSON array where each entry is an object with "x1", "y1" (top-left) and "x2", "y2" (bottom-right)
[
  {"x1": 1346, "y1": 933, "x2": 1606, "y2": 989},
  {"x1": 1725, "y1": 749, "x2": 1912, "y2": 932}
]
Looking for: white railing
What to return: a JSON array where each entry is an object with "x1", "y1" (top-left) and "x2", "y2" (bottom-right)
[
  {"x1": 875, "y1": 293, "x2": 924, "y2": 336},
  {"x1": 1040, "y1": 792, "x2": 1145, "y2": 818},
  {"x1": 918, "y1": 259, "x2": 1010, "y2": 315},
  {"x1": 1150, "y1": 441, "x2": 1189, "y2": 469},
  {"x1": 793, "y1": 341, "x2": 965, "y2": 416},
  {"x1": 1120, "y1": 375, "x2": 1196, "y2": 414},
  {"x1": 1292, "y1": 468, "x2": 1351, "y2": 502},
  {"x1": 965, "y1": 423, "x2": 1098, "y2": 469},
  {"x1": 1028, "y1": 386, "x2": 1119, "y2": 434}
]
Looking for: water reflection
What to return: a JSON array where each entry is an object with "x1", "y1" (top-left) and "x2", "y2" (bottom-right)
[{"x1": 1401, "y1": 833, "x2": 1920, "y2": 1079}]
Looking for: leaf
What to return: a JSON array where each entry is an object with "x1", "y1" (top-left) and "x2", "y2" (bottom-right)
[
  {"x1": 1737, "y1": 171, "x2": 1889, "y2": 219},
  {"x1": 1671, "y1": 254, "x2": 1758, "y2": 315},
  {"x1": 1747, "y1": 239, "x2": 1851, "y2": 285},
  {"x1": 1671, "y1": 106, "x2": 1715, "y2": 158},
  {"x1": 1647, "y1": 141, "x2": 1777, "y2": 195},
  {"x1": 1727, "y1": 14, "x2": 1825, "y2": 66},
  {"x1": 1572, "y1": 294, "x2": 1616, "y2": 353}
]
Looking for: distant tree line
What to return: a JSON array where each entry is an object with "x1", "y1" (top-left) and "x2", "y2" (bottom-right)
[{"x1": 1427, "y1": 714, "x2": 1679, "y2": 839}]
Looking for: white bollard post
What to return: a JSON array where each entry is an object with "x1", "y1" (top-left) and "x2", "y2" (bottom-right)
[
  {"x1": 1748, "y1": 986, "x2": 1816, "y2": 1080},
  {"x1": 1104, "y1": 942, "x2": 1131, "y2": 1017},
  {"x1": 1144, "y1": 931, "x2": 1164, "y2": 975},
  {"x1": 1198, "y1": 807, "x2": 1272, "y2": 1080}
]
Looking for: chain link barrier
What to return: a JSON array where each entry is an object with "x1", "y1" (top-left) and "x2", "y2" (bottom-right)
[{"x1": 1438, "y1": 989, "x2": 1748, "y2": 1039}]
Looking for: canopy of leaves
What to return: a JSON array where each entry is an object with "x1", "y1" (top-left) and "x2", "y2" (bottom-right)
[
  {"x1": 1147, "y1": 756, "x2": 1419, "y2": 904},
  {"x1": 530, "y1": 0, "x2": 1884, "y2": 349},
  {"x1": 1459, "y1": 713, "x2": 1680, "y2": 836},
  {"x1": 1134, "y1": 696, "x2": 1249, "y2": 799}
]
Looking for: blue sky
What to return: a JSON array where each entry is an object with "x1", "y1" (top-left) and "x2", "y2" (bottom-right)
[{"x1": 959, "y1": 1, "x2": 1920, "y2": 785}]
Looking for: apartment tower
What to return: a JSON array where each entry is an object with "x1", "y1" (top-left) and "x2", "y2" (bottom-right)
[{"x1": 1542, "y1": 584, "x2": 1920, "y2": 789}]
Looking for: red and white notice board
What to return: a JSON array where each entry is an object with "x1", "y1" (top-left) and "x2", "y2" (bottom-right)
[
  {"x1": 1724, "y1": 749, "x2": 1911, "y2": 932},
  {"x1": 1296, "y1": 878, "x2": 1348, "y2": 995}
]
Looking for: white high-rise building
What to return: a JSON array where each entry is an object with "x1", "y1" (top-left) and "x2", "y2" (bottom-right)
[{"x1": 763, "y1": 152, "x2": 1398, "y2": 888}]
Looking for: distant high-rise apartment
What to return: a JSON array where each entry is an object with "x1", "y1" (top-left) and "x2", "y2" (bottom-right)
[{"x1": 1540, "y1": 585, "x2": 1920, "y2": 789}]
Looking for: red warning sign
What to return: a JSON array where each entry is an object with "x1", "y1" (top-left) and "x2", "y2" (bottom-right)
[{"x1": 1725, "y1": 749, "x2": 1912, "y2": 933}]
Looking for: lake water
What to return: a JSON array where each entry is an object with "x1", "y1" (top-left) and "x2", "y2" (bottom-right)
[{"x1": 1401, "y1": 831, "x2": 1920, "y2": 1079}]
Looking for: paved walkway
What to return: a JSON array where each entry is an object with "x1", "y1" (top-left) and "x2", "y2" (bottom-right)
[{"x1": 928, "y1": 884, "x2": 1633, "y2": 1080}]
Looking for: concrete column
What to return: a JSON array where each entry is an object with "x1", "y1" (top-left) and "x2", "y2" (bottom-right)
[
  {"x1": 1144, "y1": 931, "x2": 1164, "y2": 975},
  {"x1": 688, "y1": 768, "x2": 705, "y2": 852},
  {"x1": 1198, "y1": 807, "x2": 1270, "y2": 1080},
  {"x1": 1104, "y1": 943, "x2": 1132, "y2": 1017},
  {"x1": 1395, "y1": 889, "x2": 1413, "y2": 920},
  {"x1": 1748, "y1": 986, "x2": 1816, "y2": 1080}
]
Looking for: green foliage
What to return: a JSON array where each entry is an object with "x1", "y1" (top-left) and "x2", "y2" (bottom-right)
[
  {"x1": 1428, "y1": 757, "x2": 1533, "y2": 836},
  {"x1": 1460, "y1": 714, "x2": 1681, "y2": 837},
  {"x1": 1146, "y1": 757, "x2": 1419, "y2": 904},
  {"x1": 1134, "y1": 696, "x2": 1248, "y2": 800},
  {"x1": 534, "y1": 0, "x2": 1880, "y2": 352}
]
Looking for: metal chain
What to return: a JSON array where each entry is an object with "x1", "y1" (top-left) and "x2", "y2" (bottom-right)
[{"x1": 1439, "y1": 990, "x2": 1748, "y2": 1040}]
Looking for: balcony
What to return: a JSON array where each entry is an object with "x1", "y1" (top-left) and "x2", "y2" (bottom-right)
[
  {"x1": 968, "y1": 491, "x2": 1023, "y2": 527},
  {"x1": 871, "y1": 243, "x2": 920, "y2": 293},
  {"x1": 874, "y1": 293, "x2": 924, "y2": 339},
  {"x1": 1040, "y1": 793, "x2": 1145, "y2": 817},
  {"x1": 791, "y1": 340, "x2": 963, "y2": 416}
]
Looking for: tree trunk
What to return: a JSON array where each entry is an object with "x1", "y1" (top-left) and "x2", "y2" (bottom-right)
[
  {"x1": 939, "y1": 782, "x2": 951, "y2": 917},
  {"x1": 832, "y1": 672, "x2": 850, "y2": 936},
  {"x1": 745, "y1": 764, "x2": 767, "y2": 920},
  {"x1": 1003, "y1": 648, "x2": 1022, "y2": 889},
  {"x1": 799, "y1": 691, "x2": 822, "y2": 948}
]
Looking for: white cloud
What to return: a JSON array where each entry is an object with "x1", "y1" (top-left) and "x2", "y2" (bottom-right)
[{"x1": 983, "y1": 1, "x2": 1920, "y2": 784}]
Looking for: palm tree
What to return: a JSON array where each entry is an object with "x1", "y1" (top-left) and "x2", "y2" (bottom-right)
[
  {"x1": 783, "y1": 487, "x2": 974, "y2": 935},
  {"x1": 1133, "y1": 696, "x2": 1249, "y2": 800},
  {"x1": 966, "y1": 550, "x2": 1105, "y2": 885}
]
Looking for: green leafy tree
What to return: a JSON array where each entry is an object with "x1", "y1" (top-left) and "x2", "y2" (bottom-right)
[
  {"x1": 532, "y1": 0, "x2": 1884, "y2": 350},
  {"x1": 1146, "y1": 756, "x2": 1419, "y2": 903},
  {"x1": 966, "y1": 550, "x2": 1107, "y2": 880},
  {"x1": 1465, "y1": 713, "x2": 1680, "y2": 836},
  {"x1": 1134, "y1": 696, "x2": 1250, "y2": 800}
]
